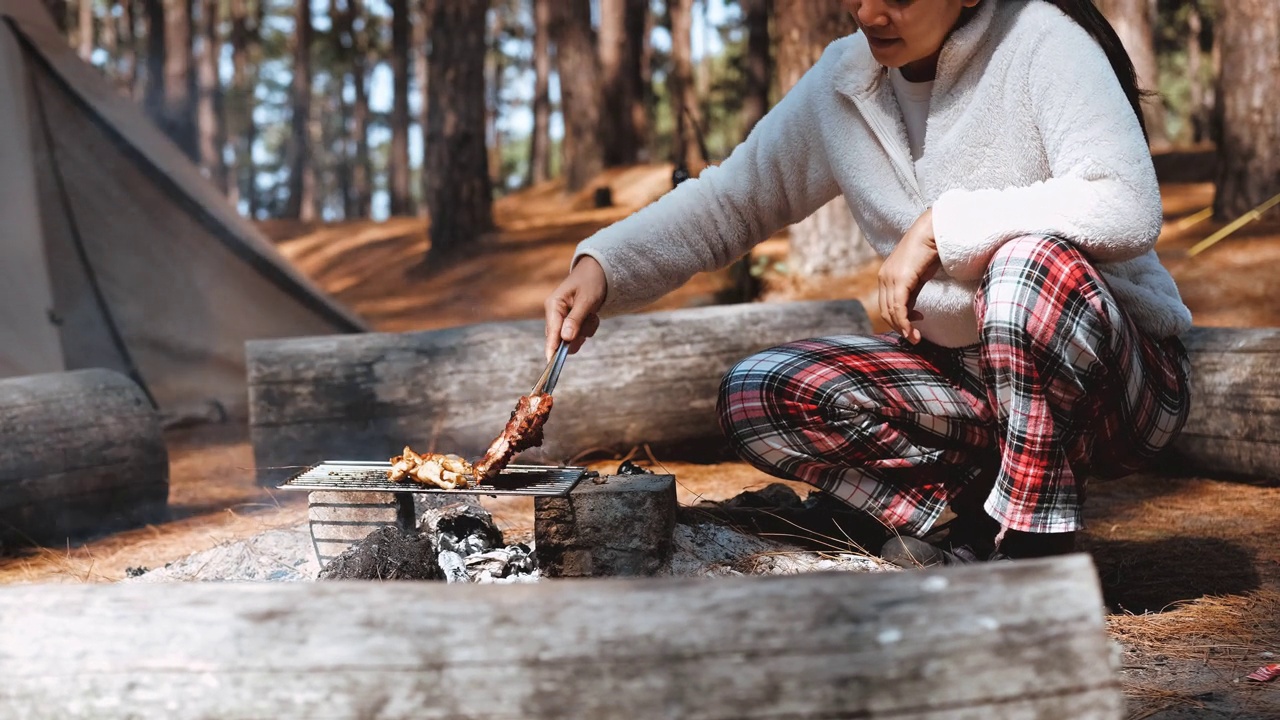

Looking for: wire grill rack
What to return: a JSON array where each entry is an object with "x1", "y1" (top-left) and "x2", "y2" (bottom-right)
[{"x1": 278, "y1": 461, "x2": 590, "y2": 497}]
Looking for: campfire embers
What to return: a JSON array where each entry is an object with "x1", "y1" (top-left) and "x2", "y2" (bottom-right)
[{"x1": 317, "y1": 502, "x2": 539, "y2": 584}]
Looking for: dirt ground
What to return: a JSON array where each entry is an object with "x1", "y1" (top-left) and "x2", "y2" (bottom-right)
[{"x1": 3, "y1": 157, "x2": 1279, "y2": 718}]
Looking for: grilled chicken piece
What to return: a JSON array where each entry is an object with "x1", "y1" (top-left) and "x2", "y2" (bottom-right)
[
  {"x1": 388, "y1": 447, "x2": 474, "y2": 489},
  {"x1": 473, "y1": 393, "x2": 554, "y2": 483}
]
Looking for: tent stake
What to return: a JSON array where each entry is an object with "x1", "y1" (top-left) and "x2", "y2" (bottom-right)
[{"x1": 1187, "y1": 191, "x2": 1280, "y2": 257}]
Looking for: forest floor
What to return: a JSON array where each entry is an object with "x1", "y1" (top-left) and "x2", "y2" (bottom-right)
[{"x1": 3, "y1": 153, "x2": 1279, "y2": 718}]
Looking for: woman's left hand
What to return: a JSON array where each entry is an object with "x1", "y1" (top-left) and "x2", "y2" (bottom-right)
[{"x1": 878, "y1": 208, "x2": 941, "y2": 345}]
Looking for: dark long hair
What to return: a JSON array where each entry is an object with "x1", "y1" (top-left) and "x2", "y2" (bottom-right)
[{"x1": 1038, "y1": 0, "x2": 1149, "y2": 140}]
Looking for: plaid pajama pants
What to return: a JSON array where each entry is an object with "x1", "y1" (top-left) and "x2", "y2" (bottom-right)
[{"x1": 718, "y1": 236, "x2": 1191, "y2": 536}]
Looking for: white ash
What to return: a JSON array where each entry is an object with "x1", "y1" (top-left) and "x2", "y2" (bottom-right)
[
  {"x1": 437, "y1": 549, "x2": 469, "y2": 583},
  {"x1": 122, "y1": 516, "x2": 890, "y2": 584},
  {"x1": 124, "y1": 524, "x2": 316, "y2": 583}
]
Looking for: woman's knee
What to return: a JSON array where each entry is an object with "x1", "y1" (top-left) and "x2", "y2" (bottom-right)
[
  {"x1": 978, "y1": 235, "x2": 1097, "y2": 336},
  {"x1": 719, "y1": 350, "x2": 774, "y2": 438}
]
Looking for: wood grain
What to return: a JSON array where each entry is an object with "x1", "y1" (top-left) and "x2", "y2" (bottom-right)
[
  {"x1": 0, "y1": 555, "x2": 1120, "y2": 719},
  {"x1": 1172, "y1": 327, "x2": 1280, "y2": 480},
  {"x1": 0, "y1": 369, "x2": 168, "y2": 547}
]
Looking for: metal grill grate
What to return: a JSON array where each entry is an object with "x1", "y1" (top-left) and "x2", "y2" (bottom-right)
[{"x1": 279, "y1": 461, "x2": 590, "y2": 497}]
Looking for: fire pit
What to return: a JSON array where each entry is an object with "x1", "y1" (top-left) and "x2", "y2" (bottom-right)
[{"x1": 277, "y1": 461, "x2": 592, "y2": 568}]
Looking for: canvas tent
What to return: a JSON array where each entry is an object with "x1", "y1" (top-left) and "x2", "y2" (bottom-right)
[{"x1": 0, "y1": 3, "x2": 366, "y2": 419}]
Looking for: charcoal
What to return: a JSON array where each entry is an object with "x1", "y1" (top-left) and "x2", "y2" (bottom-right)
[
  {"x1": 465, "y1": 543, "x2": 536, "y2": 581},
  {"x1": 616, "y1": 460, "x2": 652, "y2": 476},
  {"x1": 420, "y1": 503, "x2": 504, "y2": 555},
  {"x1": 437, "y1": 550, "x2": 470, "y2": 583},
  {"x1": 318, "y1": 526, "x2": 442, "y2": 580}
]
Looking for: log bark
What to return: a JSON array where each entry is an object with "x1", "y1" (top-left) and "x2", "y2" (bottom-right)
[
  {"x1": 248, "y1": 300, "x2": 870, "y2": 485},
  {"x1": 0, "y1": 370, "x2": 168, "y2": 549},
  {"x1": 1169, "y1": 327, "x2": 1280, "y2": 481},
  {"x1": 0, "y1": 556, "x2": 1121, "y2": 719}
]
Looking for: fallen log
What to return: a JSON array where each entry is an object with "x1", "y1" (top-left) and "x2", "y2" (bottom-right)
[
  {"x1": 0, "y1": 369, "x2": 168, "y2": 549},
  {"x1": 0, "y1": 555, "x2": 1121, "y2": 719},
  {"x1": 1172, "y1": 327, "x2": 1280, "y2": 481},
  {"x1": 248, "y1": 300, "x2": 869, "y2": 485}
]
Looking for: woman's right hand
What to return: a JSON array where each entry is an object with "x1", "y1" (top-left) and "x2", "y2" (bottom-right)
[{"x1": 544, "y1": 255, "x2": 607, "y2": 360}]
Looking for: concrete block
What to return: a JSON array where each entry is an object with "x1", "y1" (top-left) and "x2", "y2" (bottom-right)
[{"x1": 534, "y1": 474, "x2": 676, "y2": 578}]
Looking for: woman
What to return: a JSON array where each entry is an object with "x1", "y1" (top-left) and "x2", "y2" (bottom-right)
[{"x1": 542, "y1": 0, "x2": 1192, "y2": 565}]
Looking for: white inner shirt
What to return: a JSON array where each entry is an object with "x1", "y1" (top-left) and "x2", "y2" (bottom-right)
[{"x1": 889, "y1": 68, "x2": 934, "y2": 161}]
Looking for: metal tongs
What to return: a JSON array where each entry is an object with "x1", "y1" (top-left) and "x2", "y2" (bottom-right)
[{"x1": 531, "y1": 341, "x2": 570, "y2": 396}]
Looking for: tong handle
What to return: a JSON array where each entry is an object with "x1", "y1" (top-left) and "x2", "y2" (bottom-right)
[{"x1": 532, "y1": 341, "x2": 570, "y2": 396}]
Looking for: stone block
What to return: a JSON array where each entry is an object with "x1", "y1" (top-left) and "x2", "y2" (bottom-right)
[{"x1": 534, "y1": 474, "x2": 676, "y2": 578}]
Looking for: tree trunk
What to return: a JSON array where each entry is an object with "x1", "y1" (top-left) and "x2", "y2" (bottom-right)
[
  {"x1": 101, "y1": 0, "x2": 119, "y2": 80},
  {"x1": 415, "y1": 0, "x2": 434, "y2": 216},
  {"x1": 78, "y1": 0, "x2": 94, "y2": 61},
  {"x1": 1214, "y1": 0, "x2": 1280, "y2": 219},
  {"x1": 774, "y1": 0, "x2": 874, "y2": 277},
  {"x1": 1186, "y1": 3, "x2": 1205, "y2": 144},
  {"x1": 227, "y1": 0, "x2": 259, "y2": 213},
  {"x1": 550, "y1": 0, "x2": 603, "y2": 192},
  {"x1": 1097, "y1": 0, "x2": 1167, "y2": 148},
  {"x1": 741, "y1": 0, "x2": 771, "y2": 137},
  {"x1": 423, "y1": 0, "x2": 492, "y2": 261},
  {"x1": 159, "y1": 0, "x2": 198, "y2": 160},
  {"x1": 667, "y1": 0, "x2": 703, "y2": 174},
  {"x1": 527, "y1": 0, "x2": 552, "y2": 186},
  {"x1": 120, "y1": 0, "x2": 139, "y2": 97},
  {"x1": 388, "y1": 0, "x2": 413, "y2": 215},
  {"x1": 42, "y1": 0, "x2": 69, "y2": 33},
  {"x1": 284, "y1": 0, "x2": 315, "y2": 220},
  {"x1": 333, "y1": 0, "x2": 373, "y2": 219},
  {"x1": 598, "y1": 0, "x2": 645, "y2": 166},
  {"x1": 484, "y1": 9, "x2": 502, "y2": 186},
  {"x1": 329, "y1": 0, "x2": 353, "y2": 219},
  {"x1": 197, "y1": 0, "x2": 226, "y2": 192},
  {"x1": 142, "y1": 0, "x2": 165, "y2": 132},
  {"x1": 639, "y1": 5, "x2": 654, "y2": 161}
]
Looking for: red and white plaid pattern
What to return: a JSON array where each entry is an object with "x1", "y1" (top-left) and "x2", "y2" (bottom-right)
[{"x1": 718, "y1": 236, "x2": 1190, "y2": 536}]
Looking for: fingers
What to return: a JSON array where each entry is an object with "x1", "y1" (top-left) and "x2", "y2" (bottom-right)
[
  {"x1": 568, "y1": 313, "x2": 600, "y2": 354},
  {"x1": 544, "y1": 292, "x2": 569, "y2": 361},
  {"x1": 561, "y1": 296, "x2": 593, "y2": 346},
  {"x1": 545, "y1": 258, "x2": 607, "y2": 359},
  {"x1": 878, "y1": 272, "x2": 919, "y2": 344}
]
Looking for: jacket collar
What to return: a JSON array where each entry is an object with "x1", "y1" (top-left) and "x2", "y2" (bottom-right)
[{"x1": 834, "y1": 0, "x2": 1002, "y2": 102}]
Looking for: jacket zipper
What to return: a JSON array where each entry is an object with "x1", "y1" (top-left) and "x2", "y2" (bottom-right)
[{"x1": 847, "y1": 92, "x2": 925, "y2": 204}]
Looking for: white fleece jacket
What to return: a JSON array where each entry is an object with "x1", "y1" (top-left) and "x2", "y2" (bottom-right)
[{"x1": 574, "y1": 0, "x2": 1193, "y2": 348}]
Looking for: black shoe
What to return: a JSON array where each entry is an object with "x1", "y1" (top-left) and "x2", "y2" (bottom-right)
[
  {"x1": 879, "y1": 535, "x2": 997, "y2": 568},
  {"x1": 878, "y1": 513, "x2": 1001, "y2": 569}
]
